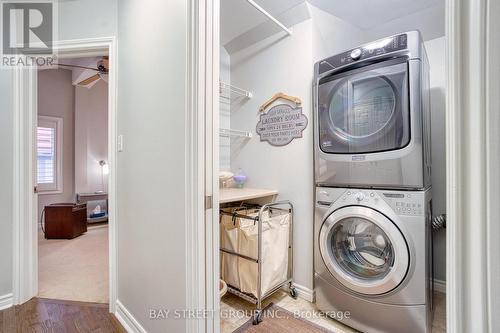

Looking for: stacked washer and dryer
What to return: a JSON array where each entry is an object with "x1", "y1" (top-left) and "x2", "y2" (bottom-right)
[{"x1": 313, "y1": 31, "x2": 433, "y2": 333}]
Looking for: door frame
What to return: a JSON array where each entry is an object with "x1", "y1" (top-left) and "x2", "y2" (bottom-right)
[
  {"x1": 12, "y1": 37, "x2": 118, "y2": 312},
  {"x1": 185, "y1": 1, "x2": 220, "y2": 332},
  {"x1": 446, "y1": 0, "x2": 500, "y2": 331},
  {"x1": 201, "y1": 0, "x2": 500, "y2": 331},
  {"x1": 199, "y1": 0, "x2": 220, "y2": 332}
]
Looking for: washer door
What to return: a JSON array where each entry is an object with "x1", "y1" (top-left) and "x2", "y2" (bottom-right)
[{"x1": 319, "y1": 206, "x2": 409, "y2": 295}]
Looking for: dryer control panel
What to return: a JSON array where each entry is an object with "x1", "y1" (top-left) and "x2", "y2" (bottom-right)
[{"x1": 317, "y1": 33, "x2": 408, "y2": 74}]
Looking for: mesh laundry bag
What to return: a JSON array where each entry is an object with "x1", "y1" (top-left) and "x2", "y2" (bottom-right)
[{"x1": 238, "y1": 210, "x2": 290, "y2": 297}]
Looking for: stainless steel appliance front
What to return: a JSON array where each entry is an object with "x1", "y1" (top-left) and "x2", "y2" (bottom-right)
[
  {"x1": 313, "y1": 31, "x2": 431, "y2": 189},
  {"x1": 314, "y1": 187, "x2": 433, "y2": 333}
]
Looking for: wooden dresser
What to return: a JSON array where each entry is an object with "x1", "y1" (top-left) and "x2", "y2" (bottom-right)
[{"x1": 44, "y1": 203, "x2": 87, "y2": 239}]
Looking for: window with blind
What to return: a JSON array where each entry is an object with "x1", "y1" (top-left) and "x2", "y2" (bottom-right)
[{"x1": 37, "y1": 116, "x2": 63, "y2": 193}]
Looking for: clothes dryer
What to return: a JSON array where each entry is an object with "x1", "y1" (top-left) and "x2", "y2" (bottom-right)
[{"x1": 313, "y1": 31, "x2": 431, "y2": 189}]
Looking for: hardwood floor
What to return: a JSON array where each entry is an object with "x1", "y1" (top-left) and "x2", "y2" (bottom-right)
[{"x1": 0, "y1": 298, "x2": 125, "y2": 333}]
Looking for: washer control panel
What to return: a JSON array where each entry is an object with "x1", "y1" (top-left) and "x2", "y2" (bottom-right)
[
  {"x1": 316, "y1": 187, "x2": 426, "y2": 217},
  {"x1": 381, "y1": 192, "x2": 425, "y2": 216}
]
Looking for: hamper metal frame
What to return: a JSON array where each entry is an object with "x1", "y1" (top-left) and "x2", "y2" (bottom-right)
[{"x1": 219, "y1": 200, "x2": 295, "y2": 325}]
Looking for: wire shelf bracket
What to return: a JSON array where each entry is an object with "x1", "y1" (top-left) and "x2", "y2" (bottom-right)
[
  {"x1": 219, "y1": 81, "x2": 253, "y2": 99},
  {"x1": 246, "y1": 0, "x2": 293, "y2": 36},
  {"x1": 219, "y1": 128, "x2": 253, "y2": 138}
]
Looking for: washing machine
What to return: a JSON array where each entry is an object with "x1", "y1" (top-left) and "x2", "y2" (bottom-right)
[
  {"x1": 314, "y1": 186, "x2": 433, "y2": 333},
  {"x1": 313, "y1": 31, "x2": 431, "y2": 189}
]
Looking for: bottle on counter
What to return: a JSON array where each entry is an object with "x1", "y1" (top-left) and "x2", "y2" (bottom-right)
[{"x1": 233, "y1": 168, "x2": 247, "y2": 188}]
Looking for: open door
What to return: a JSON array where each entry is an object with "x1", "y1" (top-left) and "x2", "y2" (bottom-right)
[
  {"x1": 205, "y1": 0, "x2": 221, "y2": 331},
  {"x1": 31, "y1": 69, "x2": 39, "y2": 298}
]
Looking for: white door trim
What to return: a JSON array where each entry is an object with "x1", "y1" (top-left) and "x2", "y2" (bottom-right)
[
  {"x1": 185, "y1": 1, "x2": 221, "y2": 332},
  {"x1": 188, "y1": 1, "x2": 221, "y2": 332},
  {"x1": 12, "y1": 66, "x2": 38, "y2": 305},
  {"x1": 208, "y1": 0, "x2": 221, "y2": 332},
  {"x1": 12, "y1": 37, "x2": 118, "y2": 313},
  {"x1": 446, "y1": 0, "x2": 500, "y2": 331},
  {"x1": 186, "y1": 0, "x2": 220, "y2": 332},
  {"x1": 185, "y1": 1, "x2": 208, "y2": 332},
  {"x1": 485, "y1": 1, "x2": 500, "y2": 330}
]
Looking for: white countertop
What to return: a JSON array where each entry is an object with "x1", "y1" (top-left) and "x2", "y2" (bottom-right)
[{"x1": 219, "y1": 188, "x2": 278, "y2": 204}]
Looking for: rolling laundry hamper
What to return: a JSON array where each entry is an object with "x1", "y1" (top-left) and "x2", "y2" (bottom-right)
[{"x1": 220, "y1": 201, "x2": 295, "y2": 325}]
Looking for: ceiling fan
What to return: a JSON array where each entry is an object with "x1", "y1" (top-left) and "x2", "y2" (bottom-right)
[{"x1": 56, "y1": 56, "x2": 109, "y2": 86}]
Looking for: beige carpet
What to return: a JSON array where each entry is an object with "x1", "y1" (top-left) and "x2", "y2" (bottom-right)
[{"x1": 38, "y1": 224, "x2": 109, "y2": 303}]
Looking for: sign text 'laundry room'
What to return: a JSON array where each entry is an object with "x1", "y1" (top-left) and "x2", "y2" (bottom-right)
[{"x1": 256, "y1": 103, "x2": 308, "y2": 146}]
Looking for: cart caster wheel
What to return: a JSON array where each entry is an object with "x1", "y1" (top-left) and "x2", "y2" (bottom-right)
[
  {"x1": 289, "y1": 286, "x2": 298, "y2": 299},
  {"x1": 252, "y1": 311, "x2": 263, "y2": 325}
]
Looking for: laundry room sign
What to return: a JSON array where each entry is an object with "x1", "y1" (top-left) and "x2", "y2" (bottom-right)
[{"x1": 256, "y1": 92, "x2": 308, "y2": 146}]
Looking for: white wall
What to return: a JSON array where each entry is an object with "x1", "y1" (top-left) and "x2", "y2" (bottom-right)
[
  {"x1": 309, "y1": 3, "x2": 367, "y2": 62},
  {"x1": 220, "y1": 47, "x2": 231, "y2": 171},
  {"x1": 117, "y1": 1, "x2": 188, "y2": 331},
  {"x1": 57, "y1": 0, "x2": 118, "y2": 41},
  {"x1": 0, "y1": 72, "x2": 14, "y2": 297},
  {"x1": 75, "y1": 80, "x2": 109, "y2": 194},
  {"x1": 425, "y1": 37, "x2": 446, "y2": 282},
  {"x1": 229, "y1": 18, "x2": 314, "y2": 290},
  {"x1": 0, "y1": 0, "x2": 118, "y2": 304},
  {"x1": 37, "y1": 69, "x2": 76, "y2": 221}
]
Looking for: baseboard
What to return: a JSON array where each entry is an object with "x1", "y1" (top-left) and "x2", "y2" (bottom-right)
[
  {"x1": 0, "y1": 293, "x2": 13, "y2": 311},
  {"x1": 296, "y1": 283, "x2": 316, "y2": 302},
  {"x1": 287, "y1": 283, "x2": 315, "y2": 303},
  {"x1": 115, "y1": 300, "x2": 147, "y2": 333},
  {"x1": 433, "y1": 278, "x2": 446, "y2": 294}
]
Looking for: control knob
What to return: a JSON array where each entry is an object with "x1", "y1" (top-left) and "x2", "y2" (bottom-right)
[
  {"x1": 355, "y1": 192, "x2": 365, "y2": 202},
  {"x1": 350, "y1": 48, "x2": 362, "y2": 60}
]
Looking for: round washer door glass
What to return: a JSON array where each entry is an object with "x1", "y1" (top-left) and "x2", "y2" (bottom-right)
[
  {"x1": 319, "y1": 206, "x2": 409, "y2": 295},
  {"x1": 332, "y1": 216, "x2": 394, "y2": 279}
]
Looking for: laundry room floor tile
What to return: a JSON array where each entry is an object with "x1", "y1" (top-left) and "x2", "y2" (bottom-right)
[
  {"x1": 220, "y1": 290, "x2": 446, "y2": 333},
  {"x1": 432, "y1": 291, "x2": 446, "y2": 333}
]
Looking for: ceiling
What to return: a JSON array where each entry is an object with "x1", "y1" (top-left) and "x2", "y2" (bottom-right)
[
  {"x1": 221, "y1": 0, "x2": 303, "y2": 45},
  {"x1": 221, "y1": 0, "x2": 444, "y2": 46},
  {"x1": 55, "y1": 57, "x2": 108, "y2": 88},
  {"x1": 307, "y1": 0, "x2": 443, "y2": 30}
]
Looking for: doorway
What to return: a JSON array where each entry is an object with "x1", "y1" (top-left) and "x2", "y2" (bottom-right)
[
  {"x1": 212, "y1": 1, "x2": 447, "y2": 333},
  {"x1": 36, "y1": 55, "x2": 110, "y2": 303},
  {"x1": 12, "y1": 38, "x2": 117, "y2": 312}
]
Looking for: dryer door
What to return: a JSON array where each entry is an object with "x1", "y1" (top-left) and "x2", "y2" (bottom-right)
[
  {"x1": 317, "y1": 59, "x2": 410, "y2": 154},
  {"x1": 319, "y1": 206, "x2": 409, "y2": 295}
]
